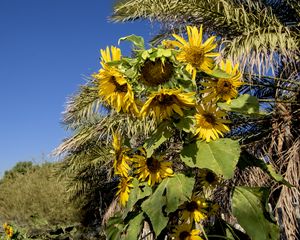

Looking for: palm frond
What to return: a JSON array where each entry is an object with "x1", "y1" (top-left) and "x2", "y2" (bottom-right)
[
  {"x1": 63, "y1": 77, "x2": 103, "y2": 129},
  {"x1": 113, "y1": 0, "x2": 299, "y2": 74}
]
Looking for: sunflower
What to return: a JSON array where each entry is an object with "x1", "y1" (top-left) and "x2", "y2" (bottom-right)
[
  {"x1": 170, "y1": 25, "x2": 219, "y2": 80},
  {"x1": 140, "y1": 88, "x2": 195, "y2": 121},
  {"x1": 3, "y1": 223, "x2": 13, "y2": 238},
  {"x1": 112, "y1": 131, "x2": 131, "y2": 177},
  {"x1": 172, "y1": 224, "x2": 203, "y2": 240},
  {"x1": 202, "y1": 60, "x2": 243, "y2": 103},
  {"x1": 194, "y1": 105, "x2": 230, "y2": 142},
  {"x1": 134, "y1": 153, "x2": 173, "y2": 186},
  {"x1": 116, "y1": 176, "x2": 134, "y2": 206},
  {"x1": 140, "y1": 58, "x2": 174, "y2": 86},
  {"x1": 94, "y1": 46, "x2": 139, "y2": 114},
  {"x1": 198, "y1": 169, "x2": 219, "y2": 188},
  {"x1": 181, "y1": 196, "x2": 207, "y2": 223}
]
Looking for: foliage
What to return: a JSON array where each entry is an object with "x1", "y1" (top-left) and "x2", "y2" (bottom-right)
[
  {"x1": 2, "y1": 161, "x2": 37, "y2": 181},
  {"x1": 0, "y1": 162, "x2": 78, "y2": 229}
]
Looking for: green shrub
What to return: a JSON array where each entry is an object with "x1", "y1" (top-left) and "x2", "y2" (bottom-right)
[{"x1": 0, "y1": 162, "x2": 78, "y2": 228}]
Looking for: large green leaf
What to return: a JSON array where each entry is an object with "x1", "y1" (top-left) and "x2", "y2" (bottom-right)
[
  {"x1": 143, "y1": 121, "x2": 173, "y2": 157},
  {"x1": 125, "y1": 178, "x2": 152, "y2": 216},
  {"x1": 180, "y1": 138, "x2": 240, "y2": 179},
  {"x1": 141, "y1": 174, "x2": 194, "y2": 236},
  {"x1": 218, "y1": 94, "x2": 260, "y2": 114},
  {"x1": 232, "y1": 187, "x2": 280, "y2": 240},
  {"x1": 124, "y1": 213, "x2": 144, "y2": 240},
  {"x1": 118, "y1": 34, "x2": 145, "y2": 49}
]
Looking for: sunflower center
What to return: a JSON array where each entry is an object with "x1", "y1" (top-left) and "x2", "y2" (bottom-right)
[
  {"x1": 205, "y1": 171, "x2": 217, "y2": 184},
  {"x1": 141, "y1": 59, "x2": 174, "y2": 86},
  {"x1": 185, "y1": 46, "x2": 205, "y2": 67},
  {"x1": 157, "y1": 94, "x2": 175, "y2": 106},
  {"x1": 200, "y1": 113, "x2": 216, "y2": 128},
  {"x1": 186, "y1": 200, "x2": 199, "y2": 212},
  {"x1": 217, "y1": 79, "x2": 232, "y2": 95},
  {"x1": 110, "y1": 76, "x2": 128, "y2": 93},
  {"x1": 146, "y1": 157, "x2": 161, "y2": 172},
  {"x1": 179, "y1": 231, "x2": 191, "y2": 240}
]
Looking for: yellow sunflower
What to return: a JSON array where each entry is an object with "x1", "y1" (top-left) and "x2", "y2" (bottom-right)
[
  {"x1": 3, "y1": 223, "x2": 13, "y2": 238},
  {"x1": 202, "y1": 60, "x2": 243, "y2": 103},
  {"x1": 94, "y1": 46, "x2": 139, "y2": 114},
  {"x1": 140, "y1": 88, "x2": 195, "y2": 121},
  {"x1": 198, "y1": 169, "x2": 219, "y2": 188},
  {"x1": 112, "y1": 131, "x2": 131, "y2": 177},
  {"x1": 194, "y1": 105, "x2": 230, "y2": 142},
  {"x1": 170, "y1": 25, "x2": 219, "y2": 80},
  {"x1": 172, "y1": 224, "x2": 203, "y2": 240},
  {"x1": 134, "y1": 153, "x2": 173, "y2": 186},
  {"x1": 116, "y1": 176, "x2": 134, "y2": 207},
  {"x1": 181, "y1": 196, "x2": 207, "y2": 223}
]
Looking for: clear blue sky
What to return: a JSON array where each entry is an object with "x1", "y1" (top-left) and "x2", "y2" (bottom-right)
[{"x1": 0, "y1": 0, "x2": 156, "y2": 175}]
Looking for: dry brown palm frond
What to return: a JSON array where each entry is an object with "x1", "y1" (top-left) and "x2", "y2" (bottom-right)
[
  {"x1": 101, "y1": 198, "x2": 121, "y2": 226},
  {"x1": 274, "y1": 138, "x2": 300, "y2": 240}
]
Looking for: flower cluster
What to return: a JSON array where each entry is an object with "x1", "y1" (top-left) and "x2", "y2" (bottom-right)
[
  {"x1": 94, "y1": 26, "x2": 242, "y2": 144},
  {"x1": 97, "y1": 25, "x2": 243, "y2": 239}
]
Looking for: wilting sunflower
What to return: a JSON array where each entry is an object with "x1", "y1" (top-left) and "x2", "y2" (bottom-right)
[
  {"x1": 172, "y1": 224, "x2": 203, "y2": 240},
  {"x1": 140, "y1": 58, "x2": 174, "y2": 86},
  {"x1": 140, "y1": 88, "x2": 195, "y2": 121},
  {"x1": 194, "y1": 105, "x2": 230, "y2": 142},
  {"x1": 134, "y1": 153, "x2": 173, "y2": 186},
  {"x1": 112, "y1": 131, "x2": 131, "y2": 177},
  {"x1": 94, "y1": 46, "x2": 139, "y2": 114},
  {"x1": 202, "y1": 60, "x2": 243, "y2": 103},
  {"x1": 181, "y1": 196, "x2": 208, "y2": 223},
  {"x1": 198, "y1": 169, "x2": 219, "y2": 188},
  {"x1": 170, "y1": 25, "x2": 219, "y2": 80},
  {"x1": 116, "y1": 176, "x2": 134, "y2": 206}
]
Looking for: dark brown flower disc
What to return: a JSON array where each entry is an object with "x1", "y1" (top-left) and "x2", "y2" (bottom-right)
[{"x1": 140, "y1": 58, "x2": 174, "y2": 86}]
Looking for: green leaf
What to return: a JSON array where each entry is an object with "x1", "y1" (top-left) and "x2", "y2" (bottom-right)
[
  {"x1": 141, "y1": 50, "x2": 150, "y2": 60},
  {"x1": 218, "y1": 94, "x2": 260, "y2": 114},
  {"x1": 124, "y1": 68, "x2": 137, "y2": 78},
  {"x1": 156, "y1": 48, "x2": 172, "y2": 57},
  {"x1": 141, "y1": 174, "x2": 194, "y2": 236},
  {"x1": 125, "y1": 178, "x2": 152, "y2": 216},
  {"x1": 174, "y1": 116, "x2": 195, "y2": 133},
  {"x1": 238, "y1": 151, "x2": 293, "y2": 187},
  {"x1": 208, "y1": 68, "x2": 232, "y2": 78},
  {"x1": 143, "y1": 122, "x2": 173, "y2": 157},
  {"x1": 124, "y1": 213, "x2": 144, "y2": 240},
  {"x1": 180, "y1": 138, "x2": 240, "y2": 179},
  {"x1": 232, "y1": 187, "x2": 280, "y2": 240},
  {"x1": 165, "y1": 174, "x2": 195, "y2": 214},
  {"x1": 118, "y1": 35, "x2": 145, "y2": 49},
  {"x1": 105, "y1": 214, "x2": 124, "y2": 240},
  {"x1": 141, "y1": 188, "x2": 168, "y2": 236}
]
